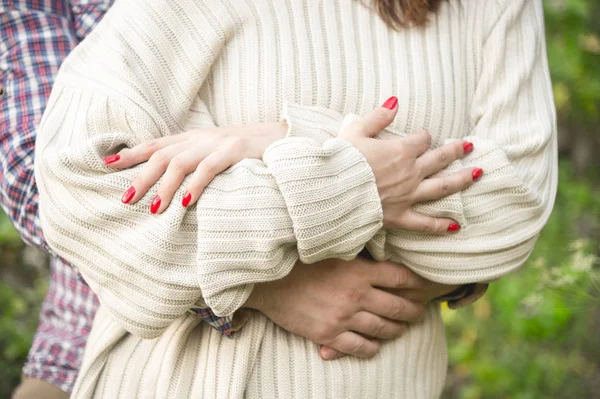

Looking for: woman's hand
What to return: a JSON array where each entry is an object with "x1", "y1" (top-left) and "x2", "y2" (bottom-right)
[
  {"x1": 244, "y1": 257, "x2": 430, "y2": 360},
  {"x1": 340, "y1": 96, "x2": 482, "y2": 233},
  {"x1": 104, "y1": 122, "x2": 288, "y2": 213}
]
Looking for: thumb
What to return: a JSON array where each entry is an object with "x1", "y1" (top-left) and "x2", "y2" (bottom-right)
[
  {"x1": 320, "y1": 345, "x2": 346, "y2": 361},
  {"x1": 339, "y1": 96, "x2": 398, "y2": 139}
]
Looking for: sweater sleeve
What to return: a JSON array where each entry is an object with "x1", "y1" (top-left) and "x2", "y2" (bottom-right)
[
  {"x1": 35, "y1": 0, "x2": 382, "y2": 336},
  {"x1": 196, "y1": 104, "x2": 383, "y2": 316},
  {"x1": 366, "y1": 0, "x2": 558, "y2": 284}
]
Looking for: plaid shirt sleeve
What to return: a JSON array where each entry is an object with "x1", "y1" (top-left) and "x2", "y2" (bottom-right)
[
  {"x1": 0, "y1": 1, "x2": 77, "y2": 252},
  {"x1": 0, "y1": 0, "x2": 233, "y2": 337},
  {"x1": 69, "y1": 0, "x2": 112, "y2": 41}
]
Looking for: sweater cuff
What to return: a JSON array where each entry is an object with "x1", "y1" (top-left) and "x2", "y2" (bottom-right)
[
  {"x1": 437, "y1": 283, "x2": 489, "y2": 309},
  {"x1": 267, "y1": 104, "x2": 383, "y2": 263}
]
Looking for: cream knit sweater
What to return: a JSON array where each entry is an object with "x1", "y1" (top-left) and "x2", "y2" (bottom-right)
[{"x1": 35, "y1": 0, "x2": 557, "y2": 397}]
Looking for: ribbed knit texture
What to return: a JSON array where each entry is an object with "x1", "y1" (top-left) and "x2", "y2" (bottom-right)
[{"x1": 34, "y1": 0, "x2": 557, "y2": 397}]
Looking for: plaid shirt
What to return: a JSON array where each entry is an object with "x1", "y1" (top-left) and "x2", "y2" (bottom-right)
[{"x1": 0, "y1": 0, "x2": 230, "y2": 393}]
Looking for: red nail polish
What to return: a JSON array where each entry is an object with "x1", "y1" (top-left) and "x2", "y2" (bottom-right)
[
  {"x1": 121, "y1": 186, "x2": 136, "y2": 204},
  {"x1": 472, "y1": 168, "x2": 484, "y2": 181},
  {"x1": 103, "y1": 154, "x2": 120, "y2": 165},
  {"x1": 150, "y1": 195, "x2": 161, "y2": 214},
  {"x1": 448, "y1": 223, "x2": 461, "y2": 232},
  {"x1": 463, "y1": 142, "x2": 473, "y2": 154},
  {"x1": 382, "y1": 96, "x2": 398, "y2": 110},
  {"x1": 182, "y1": 192, "x2": 192, "y2": 207}
]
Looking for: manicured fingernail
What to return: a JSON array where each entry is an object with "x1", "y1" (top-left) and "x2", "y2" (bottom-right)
[
  {"x1": 150, "y1": 195, "x2": 161, "y2": 214},
  {"x1": 472, "y1": 168, "x2": 484, "y2": 181},
  {"x1": 448, "y1": 223, "x2": 461, "y2": 232},
  {"x1": 103, "y1": 154, "x2": 120, "y2": 165},
  {"x1": 463, "y1": 142, "x2": 473, "y2": 154},
  {"x1": 121, "y1": 186, "x2": 135, "y2": 204},
  {"x1": 382, "y1": 96, "x2": 398, "y2": 110},
  {"x1": 182, "y1": 192, "x2": 192, "y2": 207}
]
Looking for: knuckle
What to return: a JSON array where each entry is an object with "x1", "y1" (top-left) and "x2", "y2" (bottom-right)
[
  {"x1": 419, "y1": 130, "x2": 432, "y2": 146},
  {"x1": 142, "y1": 140, "x2": 159, "y2": 156},
  {"x1": 149, "y1": 151, "x2": 170, "y2": 168},
  {"x1": 393, "y1": 267, "x2": 409, "y2": 288},
  {"x1": 200, "y1": 159, "x2": 218, "y2": 176},
  {"x1": 350, "y1": 338, "x2": 366, "y2": 354},
  {"x1": 389, "y1": 300, "x2": 406, "y2": 320},
  {"x1": 224, "y1": 137, "x2": 242, "y2": 152},
  {"x1": 168, "y1": 156, "x2": 187, "y2": 174},
  {"x1": 421, "y1": 219, "x2": 436, "y2": 233},
  {"x1": 372, "y1": 318, "x2": 387, "y2": 337},
  {"x1": 463, "y1": 173, "x2": 473, "y2": 187},
  {"x1": 347, "y1": 121, "x2": 365, "y2": 136},
  {"x1": 313, "y1": 325, "x2": 333, "y2": 343},
  {"x1": 331, "y1": 308, "x2": 349, "y2": 324},
  {"x1": 392, "y1": 145, "x2": 405, "y2": 160},
  {"x1": 437, "y1": 148, "x2": 449, "y2": 164},
  {"x1": 438, "y1": 180, "x2": 450, "y2": 196}
]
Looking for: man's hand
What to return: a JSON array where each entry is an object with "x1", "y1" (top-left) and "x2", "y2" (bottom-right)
[
  {"x1": 320, "y1": 271, "x2": 460, "y2": 361},
  {"x1": 244, "y1": 257, "x2": 433, "y2": 360}
]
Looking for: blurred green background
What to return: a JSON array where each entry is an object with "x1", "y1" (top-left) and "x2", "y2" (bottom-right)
[{"x1": 1, "y1": 0, "x2": 599, "y2": 398}]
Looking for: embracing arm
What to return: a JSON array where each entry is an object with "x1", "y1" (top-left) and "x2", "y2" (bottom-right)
[
  {"x1": 34, "y1": 0, "x2": 383, "y2": 337},
  {"x1": 367, "y1": 0, "x2": 557, "y2": 283}
]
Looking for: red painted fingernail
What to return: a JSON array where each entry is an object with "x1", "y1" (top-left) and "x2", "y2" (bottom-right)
[
  {"x1": 150, "y1": 195, "x2": 161, "y2": 214},
  {"x1": 121, "y1": 186, "x2": 135, "y2": 204},
  {"x1": 472, "y1": 168, "x2": 484, "y2": 181},
  {"x1": 382, "y1": 96, "x2": 398, "y2": 110},
  {"x1": 182, "y1": 192, "x2": 192, "y2": 207},
  {"x1": 463, "y1": 142, "x2": 473, "y2": 154},
  {"x1": 448, "y1": 223, "x2": 461, "y2": 232},
  {"x1": 103, "y1": 154, "x2": 120, "y2": 165}
]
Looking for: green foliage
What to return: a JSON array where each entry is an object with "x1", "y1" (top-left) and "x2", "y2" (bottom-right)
[
  {"x1": 544, "y1": 0, "x2": 600, "y2": 122},
  {"x1": 442, "y1": 162, "x2": 600, "y2": 399},
  {"x1": 0, "y1": 215, "x2": 47, "y2": 397}
]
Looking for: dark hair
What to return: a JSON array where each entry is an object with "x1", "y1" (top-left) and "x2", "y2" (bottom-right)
[{"x1": 368, "y1": 0, "x2": 447, "y2": 28}]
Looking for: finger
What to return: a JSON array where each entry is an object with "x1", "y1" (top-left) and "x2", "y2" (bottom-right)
[
  {"x1": 362, "y1": 289, "x2": 426, "y2": 322},
  {"x1": 152, "y1": 148, "x2": 209, "y2": 214},
  {"x1": 396, "y1": 210, "x2": 460, "y2": 234},
  {"x1": 399, "y1": 130, "x2": 432, "y2": 157},
  {"x1": 339, "y1": 97, "x2": 399, "y2": 139},
  {"x1": 413, "y1": 167, "x2": 480, "y2": 203},
  {"x1": 348, "y1": 311, "x2": 407, "y2": 339},
  {"x1": 181, "y1": 150, "x2": 236, "y2": 207},
  {"x1": 122, "y1": 142, "x2": 189, "y2": 205},
  {"x1": 324, "y1": 332, "x2": 381, "y2": 359},
  {"x1": 367, "y1": 261, "x2": 426, "y2": 290},
  {"x1": 319, "y1": 346, "x2": 346, "y2": 361},
  {"x1": 416, "y1": 140, "x2": 472, "y2": 178},
  {"x1": 105, "y1": 134, "x2": 191, "y2": 169}
]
